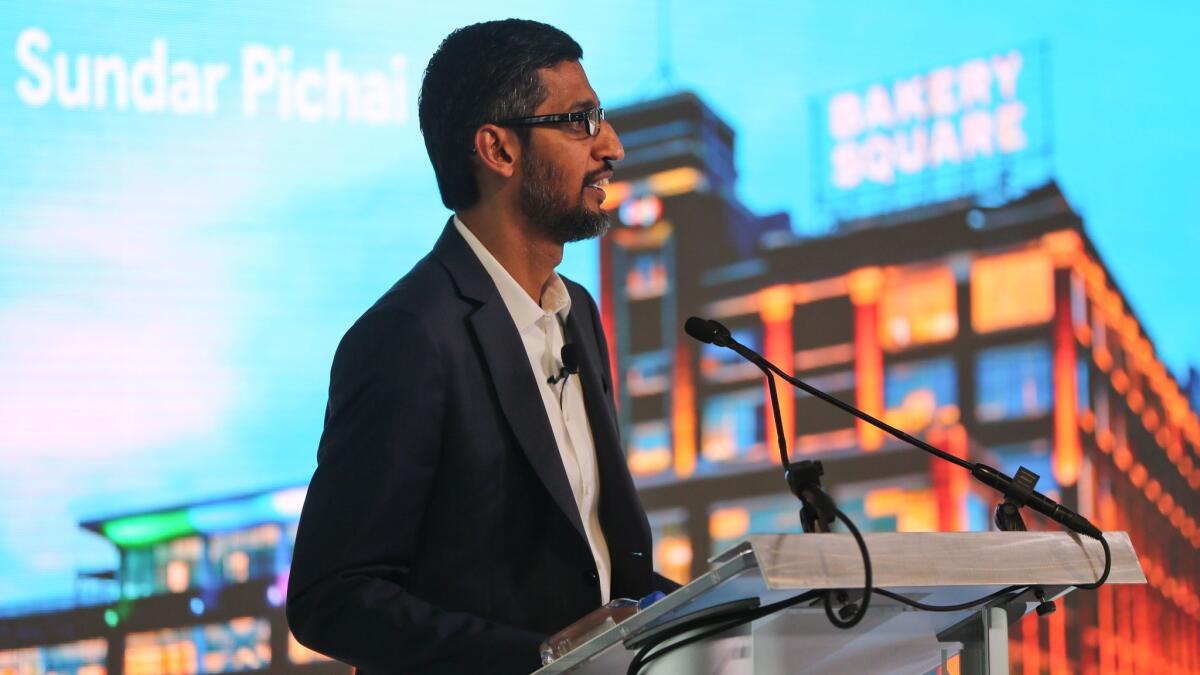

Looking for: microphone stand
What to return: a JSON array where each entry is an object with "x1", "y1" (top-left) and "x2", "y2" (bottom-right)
[
  {"x1": 684, "y1": 317, "x2": 871, "y2": 628},
  {"x1": 687, "y1": 317, "x2": 1111, "y2": 611},
  {"x1": 702, "y1": 322, "x2": 838, "y2": 533}
]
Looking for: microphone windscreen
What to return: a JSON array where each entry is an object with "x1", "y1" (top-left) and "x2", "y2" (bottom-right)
[
  {"x1": 707, "y1": 319, "x2": 733, "y2": 345},
  {"x1": 560, "y1": 343, "x2": 581, "y2": 373},
  {"x1": 684, "y1": 316, "x2": 717, "y2": 344}
]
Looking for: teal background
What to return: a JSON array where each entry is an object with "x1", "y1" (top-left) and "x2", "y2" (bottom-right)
[{"x1": 1, "y1": 1, "x2": 1197, "y2": 609}]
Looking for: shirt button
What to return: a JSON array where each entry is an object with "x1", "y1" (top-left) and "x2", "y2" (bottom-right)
[{"x1": 583, "y1": 571, "x2": 599, "y2": 586}]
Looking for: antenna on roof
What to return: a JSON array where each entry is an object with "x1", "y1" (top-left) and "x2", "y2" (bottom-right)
[{"x1": 636, "y1": 0, "x2": 679, "y2": 98}]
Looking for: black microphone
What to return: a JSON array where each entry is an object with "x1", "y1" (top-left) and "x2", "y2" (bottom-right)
[
  {"x1": 547, "y1": 344, "x2": 580, "y2": 385},
  {"x1": 683, "y1": 316, "x2": 719, "y2": 345},
  {"x1": 684, "y1": 316, "x2": 1103, "y2": 541},
  {"x1": 685, "y1": 317, "x2": 761, "y2": 365}
]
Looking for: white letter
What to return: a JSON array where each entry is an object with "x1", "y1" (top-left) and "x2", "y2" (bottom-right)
[
  {"x1": 201, "y1": 63, "x2": 228, "y2": 115},
  {"x1": 863, "y1": 133, "x2": 894, "y2": 184},
  {"x1": 996, "y1": 102, "x2": 1027, "y2": 153},
  {"x1": 958, "y1": 59, "x2": 991, "y2": 108},
  {"x1": 992, "y1": 51, "x2": 1024, "y2": 100},
  {"x1": 54, "y1": 52, "x2": 89, "y2": 108},
  {"x1": 360, "y1": 71, "x2": 391, "y2": 125},
  {"x1": 242, "y1": 44, "x2": 276, "y2": 117},
  {"x1": 276, "y1": 47, "x2": 294, "y2": 119},
  {"x1": 929, "y1": 119, "x2": 961, "y2": 166},
  {"x1": 892, "y1": 77, "x2": 927, "y2": 124},
  {"x1": 864, "y1": 84, "x2": 893, "y2": 129},
  {"x1": 294, "y1": 68, "x2": 324, "y2": 122},
  {"x1": 893, "y1": 127, "x2": 927, "y2": 174},
  {"x1": 960, "y1": 110, "x2": 994, "y2": 159},
  {"x1": 829, "y1": 92, "x2": 864, "y2": 140},
  {"x1": 130, "y1": 39, "x2": 167, "y2": 112},
  {"x1": 93, "y1": 55, "x2": 129, "y2": 110},
  {"x1": 324, "y1": 51, "x2": 358, "y2": 120},
  {"x1": 169, "y1": 60, "x2": 200, "y2": 114},
  {"x1": 390, "y1": 55, "x2": 407, "y2": 124},
  {"x1": 927, "y1": 67, "x2": 957, "y2": 117},
  {"x1": 831, "y1": 142, "x2": 863, "y2": 189},
  {"x1": 15, "y1": 27, "x2": 53, "y2": 107}
]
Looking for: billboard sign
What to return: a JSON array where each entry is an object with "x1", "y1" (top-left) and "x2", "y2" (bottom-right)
[{"x1": 813, "y1": 46, "x2": 1049, "y2": 220}]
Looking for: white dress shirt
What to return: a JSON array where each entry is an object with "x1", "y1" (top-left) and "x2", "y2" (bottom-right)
[{"x1": 453, "y1": 216, "x2": 612, "y2": 604}]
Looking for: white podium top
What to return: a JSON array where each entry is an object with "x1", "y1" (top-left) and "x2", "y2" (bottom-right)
[
  {"x1": 536, "y1": 531, "x2": 1144, "y2": 674},
  {"x1": 716, "y1": 531, "x2": 1145, "y2": 589}
]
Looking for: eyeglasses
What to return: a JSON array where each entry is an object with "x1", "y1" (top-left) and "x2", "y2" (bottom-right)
[{"x1": 496, "y1": 107, "x2": 606, "y2": 137}]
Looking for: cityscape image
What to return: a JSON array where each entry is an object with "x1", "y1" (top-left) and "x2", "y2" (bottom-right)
[{"x1": 2, "y1": 2, "x2": 1198, "y2": 673}]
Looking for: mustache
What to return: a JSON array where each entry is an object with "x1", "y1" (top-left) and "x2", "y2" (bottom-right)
[{"x1": 582, "y1": 161, "x2": 614, "y2": 187}]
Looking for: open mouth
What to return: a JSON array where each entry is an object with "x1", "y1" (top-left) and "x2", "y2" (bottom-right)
[{"x1": 585, "y1": 176, "x2": 610, "y2": 200}]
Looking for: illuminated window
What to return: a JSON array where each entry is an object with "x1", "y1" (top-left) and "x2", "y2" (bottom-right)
[
  {"x1": 1077, "y1": 357, "x2": 1090, "y2": 414},
  {"x1": 1070, "y1": 273, "x2": 1088, "y2": 330},
  {"x1": 794, "y1": 342, "x2": 855, "y2": 371},
  {"x1": 698, "y1": 388, "x2": 766, "y2": 473},
  {"x1": 126, "y1": 618, "x2": 270, "y2": 675},
  {"x1": 975, "y1": 342, "x2": 1051, "y2": 422},
  {"x1": 879, "y1": 265, "x2": 957, "y2": 350},
  {"x1": 125, "y1": 627, "x2": 198, "y2": 675},
  {"x1": 122, "y1": 548, "x2": 155, "y2": 599},
  {"x1": 627, "y1": 420, "x2": 671, "y2": 478},
  {"x1": 884, "y1": 357, "x2": 958, "y2": 432},
  {"x1": 208, "y1": 524, "x2": 282, "y2": 587},
  {"x1": 626, "y1": 350, "x2": 670, "y2": 397},
  {"x1": 648, "y1": 509, "x2": 692, "y2": 585},
  {"x1": 122, "y1": 535, "x2": 205, "y2": 598},
  {"x1": 0, "y1": 639, "x2": 107, "y2": 675},
  {"x1": 166, "y1": 559, "x2": 190, "y2": 593},
  {"x1": 625, "y1": 251, "x2": 668, "y2": 300},
  {"x1": 1095, "y1": 387, "x2": 1110, "y2": 436},
  {"x1": 699, "y1": 326, "x2": 762, "y2": 384},
  {"x1": 971, "y1": 248, "x2": 1054, "y2": 333},
  {"x1": 833, "y1": 476, "x2": 937, "y2": 532},
  {"x1": 708, "y1": 495, "x2": 802, "y2": 556},
  {"x1": 200, "y1": 617, "x2": 271, "y2": 673}
]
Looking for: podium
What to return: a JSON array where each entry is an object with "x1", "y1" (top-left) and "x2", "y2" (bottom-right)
[{"x1": 535, "y1": 531, "x2": 1145, "y2": 675}]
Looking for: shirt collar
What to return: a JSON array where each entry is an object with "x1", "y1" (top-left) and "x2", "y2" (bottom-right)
[{"x1": 453, "y1": 215, "x2": 571, "y2": 332}]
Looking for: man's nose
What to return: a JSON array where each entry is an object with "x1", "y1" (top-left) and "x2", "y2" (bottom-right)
[{"x1": 595, "y1": 120, "x2": 625, "y2": 163}]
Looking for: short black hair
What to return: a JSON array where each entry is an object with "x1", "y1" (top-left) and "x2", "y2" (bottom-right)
[{"x1": 419, "y1": 20, "x2": 583, "y2": 211}]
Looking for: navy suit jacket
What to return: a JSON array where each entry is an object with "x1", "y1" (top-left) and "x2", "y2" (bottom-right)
[{"x1": 287, "y1": 223, "x2": 674, "y2": 674}]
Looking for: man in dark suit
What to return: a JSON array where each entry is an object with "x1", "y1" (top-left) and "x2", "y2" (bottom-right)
[{"x1": 287, "y1": 19, "x2": 677, "y2": 674}]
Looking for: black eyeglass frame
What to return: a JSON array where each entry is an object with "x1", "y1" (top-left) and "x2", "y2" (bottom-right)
[{"x1": 495, "y1": 107, "x2": 606, "y2": 137}]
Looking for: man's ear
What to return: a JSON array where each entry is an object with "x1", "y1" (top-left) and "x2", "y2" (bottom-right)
[{"x1": 473, "y1": 124, "x2": 520, "y2": 179}]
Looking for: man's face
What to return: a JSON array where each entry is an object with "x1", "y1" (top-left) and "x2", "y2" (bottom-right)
[{"x1": 517, "y1": 61, "x2": 625, "y2": 245}]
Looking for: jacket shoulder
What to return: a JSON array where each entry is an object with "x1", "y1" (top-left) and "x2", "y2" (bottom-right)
[{"x1": 334, "y1": 255, "x2": 463, "y2": 362}]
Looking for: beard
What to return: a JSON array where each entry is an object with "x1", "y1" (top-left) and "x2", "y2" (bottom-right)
[{"x1": 519, "y1": 150, "x2": 611, "y2": 245}]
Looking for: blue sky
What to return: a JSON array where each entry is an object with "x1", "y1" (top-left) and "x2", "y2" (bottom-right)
[{"x1": 1, "y1": 1, "x2": 1196, "y2": 608}]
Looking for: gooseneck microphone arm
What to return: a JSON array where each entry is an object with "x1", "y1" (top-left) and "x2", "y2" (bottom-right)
[
  {"x1": 690, "y1": 316, "x2": 1104, "y2": 541},
  {"x1": 699, "y1": 318, "x2": 972, "y2": 471},
  {"x1": 682, "y1": 316, "x2": 871, "y2": 625}
]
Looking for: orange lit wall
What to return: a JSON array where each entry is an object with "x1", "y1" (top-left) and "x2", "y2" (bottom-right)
[
  {"x1": 879, "y1": 265, "x2": 957, "y2": 351},
  {"x1": 672, "y1": 339, "x2": 696, "y2": 478},
  {"x1": 1053, "y1": 270, "x2": 1082, "y2": 487},
  {"x1": 849, "y1": 268, "x2": 884, "y2": 451},
  {"x1": 971, "y1": 248, "x2": 1055, "y2": 333},
  {"x1": 928, "y1": 424, "x2": 968, "y2": 531},
  {"x1": 760, "y1": 285, "x2": 794, "y2": 463}
]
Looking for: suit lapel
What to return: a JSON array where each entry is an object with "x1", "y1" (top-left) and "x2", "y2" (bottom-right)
[{"x1": 433, "y1": 223, "x2": 587, "y2": 540}]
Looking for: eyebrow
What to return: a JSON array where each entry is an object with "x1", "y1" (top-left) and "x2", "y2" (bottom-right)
[{"x1": 569, "y1": 98, "x2": 599, "y2": 111}]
